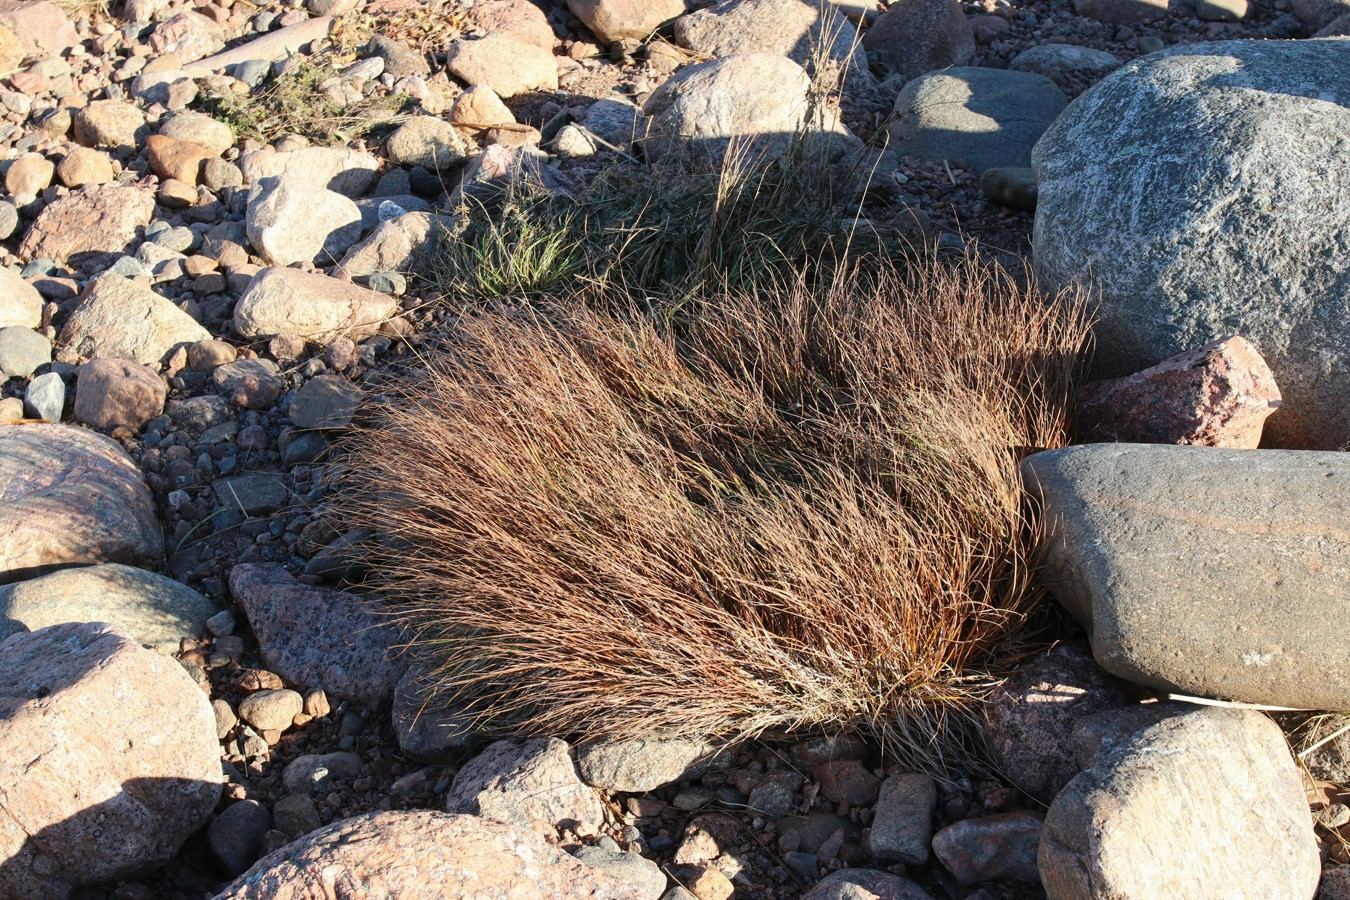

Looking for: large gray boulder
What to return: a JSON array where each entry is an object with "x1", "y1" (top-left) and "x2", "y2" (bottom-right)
[
  {"x1": 1032, "y1": 39, "x2": 1350, "y2": 449},
  {"x1": 1023, "y1": 443, "x2": 1350, "y2": 710},
  {"x1": 1039, "y1": 707, "x2": 1319, "y2": 900}
]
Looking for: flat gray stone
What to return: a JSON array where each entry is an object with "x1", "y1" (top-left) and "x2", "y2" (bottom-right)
[
  {"x1": 867, "y1": 773, "x2": 936, "y2": 865},
  {"x1": 575, "y1": 736, "x2": 717, "y2": 792},
  {"x1": 214, "y1": 473, "x2": 288, "y2": 516},
  {"x1": 0, "y1": 327, "x2": 51, "y2": 378},
  {"x1": 392, "y1": 667, "x2": 482, "y2": 761},
  {"x1": 446, "y1": 738, "x2": 605, "y2": 835},
  {"x1": 572, "y1": 846, "x2": 667, "y2": 899},
  {"x1": 290, "y1": 375, "x2": 361, "y2": 429},
  {"x1": 1023, "y1": 444, "x2": 1350, "y2": 709}
]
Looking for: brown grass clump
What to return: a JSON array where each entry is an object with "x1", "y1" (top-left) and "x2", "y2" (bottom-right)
[{"x1": 343, "y1": 254, "x2": 1090, "y2": 769}]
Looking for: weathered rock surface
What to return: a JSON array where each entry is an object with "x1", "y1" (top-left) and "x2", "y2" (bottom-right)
[
  {"x1": 444, "y1": 32, "x2": 558, "y2": 98},
  {"x1": 333, "y1": 211, "x2": 444, "y2": 280},
  {"x1": 213, "y1": 811, "x2": 642, "y2": 899},
  {"x1": 931, "y1": 811, "x2": 1042, "y2": 886},
  {"x1": 800, "y1": 869, "x2": 933, "y2": 899},
  {"x1": 861, "y1": 0, "x2": 973, "y2": 84},
  {"x1": 58, "y1": 275, "x2": 210, "y2": 367},
  {"x1": 228, "y1": 564, "x2": 403, "y2": 706},
  {"x1": 1032, "y1": 39, "x2": 1350, "y2": 449},
  {"x1": 238, "y1": 146, "x2": 379, "y2": 197},
  {"x1": 392, "y1": 667, "x2": 480, "y2": 760},
  {"x1": 0, "y1": 622, "x2": 222, "y2": 899},
  {"x1": 0, "y1": 563, "x2": 215, "y2": 654},
  {"x1": 0, "y1": 425, "x2": 161, "y2": 583},
  {"x1": 246, "y1": 180, "x2": 364, "y2": 267},
  {"x1": 0, "y1": 267, "x2": 42, "y2": 329},
  {"x1": 17, "y1": 185, "x2": 155, "y2": 265},
  {"x1": 73, "y1": 358, "x2": 167, "y2": 431},
  {"x1": 573, "y1": 846, "x2": 667, "y2": 898},
  {"x1": 233, "y1": 267, "x2": 398, "y2": 345},
  {"x1": 868, "y1": 773, "x2": 936, "y2": 864},
  {"x1": 568, "y1": 0, "x2": 687, "y2": 43},
  {"x1": 1023, "y1": 444, "x2": 1350, "y2": 709},
  {"x1": 577, "y1": 736, "x2": 718, "y2": 792},
  {"x1": 1039, "y1": 707, "x2": 1319, "y2": 899},
  {"x1": 385, "y1": 116, "x2": 469, "y2": 171},
  {"x1": 446, "y1": 737, "x2": 606, "y2": 834},
  {"x1": 675, "y1": 0, "x2": 863, "y2": 72}
]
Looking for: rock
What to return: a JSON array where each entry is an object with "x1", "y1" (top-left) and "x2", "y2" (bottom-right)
[
  {"x1": 333, "y1": 211, "x2": 443, "y2": 281},
  {"x1": 674, "y1": 0, "x2": 862, "y2": 72},
  {"x1": 1023, "y1": 444, "x2": 1350, "y2": 709},
  {"x1": 282, "y1": 751, "x2": 363, "y2": 795},
  {"x1": 813, "y1": 759, "x2": 881, "y2": 807},
  {"x1": 568, "y1": 0, "x2": 686, "y2": 43},
  {"x1": 749, "y1": 772, "x2": 802, "y2": 818},
  {"x1": 229, "y1": 564, "x2": 403, "y2": 706},
  {"x1": 0, "y1": 327, "x2": 50, "y2": 379},
  {"x1": 1323, "y1": 869, "x2": 1350, "y2": 900},
  {"x1": 188, "y1": 339, "x2": 237, "y2": 371},
  {"x1": 55, "y1": 147, "x2": 114, "y2": 188},
  {"x1": 779, "y1": 814, "x2": 861, "y2": 854},
  {"x1": 238, "y1": 689, "x2": 303, "y2": 733},
  {"x1": 1009, "y1": 42, "x2": 1122, "y2": 75},
  {"x1": 0, "y1": 622, "x2": 222, "y2": 898},
  {"x1": 453, "y1": 144, "x2": 571, "y2": 204},
  {"x1": 0, "y1": 267, "x2": 42, "y2": 329},
  {"x1": 0, "y1": 0, "x2": 78, "y2": 56},
  {"x1": 1195, "y1": 0, "x2": 1247, "y2": 19},
  {"x1": 445, "y1": 33, "x2": 558, "y2": 98},
  {"x1": 209, "y1": 800, "x2": 272, "y2": 876},
  {"x1": 5, "y1": 153, "x2": 53, "y2": 196},
  {"x1": 1070, "y1": 701, "x2": 1191, "y2": 769},
  {"x1": 213, "y1": 473, "x2": 288, "y2": 515},
  {"x1": 800, "y1": 869, "x2": 933, "y2": 900},
  {"x1": 582, "y1": 97, "x2": 642, "y2": 146},
  {"x1": 181, "y1": 16, "x2": 335, "y2": 75},
  {"x1": 289, "y1": 374, "x2": 361, "y2": 428},
  {"x1": 449, "y1": 85, "x2": 515, "y2": 132},
  {"x1": 1075, "y1": 335, "x2": 1281, "y2": 448},
  {"x1": 234, "y1": 267, "x2": 398, "y2": 345},
  {"x1": 670, "y1": 865, "x2": 734, "y2": 900},
  {"x1": 386, "y1": 116, "x2": 470, "y2": 171},
  {"x1": 861, "y1": 0, "x2": 973, "y2": 84},
  {"x1": 887, "y1": 67, "x2": 1066, "y2": 174},
  {"x1": 146, "y1": 134, "x2": 213, "y2": 186},
  {"x1": 213, "y1": 811, "x2": 643, "y2": 899},
  {"x1": 246, "y1": 179, "x2": 364, "y2": 268},
  {"x1": 576, "y1": 736, "x2": 716, "y2": 792},
  {"x1": 1315, "y1": 9, "x2": 1350, "y2": 33},
  {"x1": 0, "y1": 563, "x2": 216, "y2": 656},
  {"x1": 446, "y1": 738, "x2": 606, "y2": 835},
  {"x1": 58, "y1": 275, "x2": 210, "y2": 368},
  {"x1": 1074, "y1": 0, "x2": 1171, "y2": 23},
  {"x1": 392, "y1": 667, "x2": 481, "y2": 760},
  {"x1": 1032, "y1": 39, "x2": 1350, "y2": 449},
  {"x1": 23, "y1": 372, "x2": 63, "y2": 422},
  {"x1": 981, "y1": 642, "x2": 1126, "y2": 803},
  {"x1": 1039, "y1": 707, "x2": 1319, "y2": 899},
  {"x1": 368, "y1": 34, "x2": 428, "y2": 76},
  {"x1": 980, "y1": 167, "x2": 1037, "y2": 212},
  {"x1": 158, "y1": 110, "x2": 234, "y2": 156},
  {"x1": 573, "y1": 846, "x2": 667, "y2": 898},
  {"x1": 868, "y1": 773, "x2": 936, "y2": 864},
  {"x1": 73, "y1": 358, "x2": 166, "y2": 432},
  {"x1": 930, "y1": 811, "x2": 1042, "y2": 886},
  {"x1": 72, "y1": 100, "x2": 143, "y2": 150},
  {"x1": 0, "y1": 425, "x2": 161, "y2": 582},
  {"x1": 213, "y1": 358, "x2": 284, "y2": 410},
  {"x1": 150, "y1": 11, "x2": 223, "y2": 62},
  {"x1": 213, "y1": 698, "x2": 237, "y2": 739},
  {"x1": 238, "y1": 146, "x2": 380, "y2": 198},
  {"x1": 18, "y1": 185, "x2": 155, "y2": 266},
  {"x1": 1290, "y1": 0, "x2": 1350, "y2": 26},
  {"x1": 271, "y1": 794, "x2": 321, "y2": 838}
]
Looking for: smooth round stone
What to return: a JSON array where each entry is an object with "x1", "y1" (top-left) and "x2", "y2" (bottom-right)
[
  {"x1": 237, "y1": 688, "x2": 304, "y2": 733},
  {"x1": 0, "y1": 201, "x2": 17, "y2": 239},
  {"x1": 1138, "y1": 36, "x2": 1166, "y2": 53},
  {"x1": 981, "y1": 167, "x2": 1038, "y2": 212},
  {"x1": 0, "y1": 327, "x2": 52, "y2": 378},
  {"x1": 209, "y1": 799, "x2": 272, "y2": 876},
  {"x1": 233, "y1": 59, "x2": 271, "y2": 89}
]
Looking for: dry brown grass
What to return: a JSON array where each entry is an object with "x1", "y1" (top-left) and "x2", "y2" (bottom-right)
[{"x1": 342, "y1": 253, "x2": 1090, "y2": 770}]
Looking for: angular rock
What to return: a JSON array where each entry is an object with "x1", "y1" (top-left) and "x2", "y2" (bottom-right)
[
  {"x1": 887, "y1": 67, "x2": 1066, "y2": 173},
  {"x1": 73, "y1": 358, "x2": 167, "y2": 432},
  {"x1": 149, "y1": 11, "x2": 224, "y2": 62},
  {"x1": 446, "y1": 737, "x2": 606, "y2": 835},
  {"x1": 385, "y1": 116, "x2": 469, "y2": 171},
  {"x1": 1009, "y1": 42, "x2": 1122, "y2": 75},
  {"x1": 0, "y1": 622, "x2": 222, "y2": 899},
  {"x1": 0, "y1": 327, "x2": 51, "y2": 378},
  {"x1": 158, "y1": 110, "x2": 234, "y2": 156},
  {"x1": 289, "y1": 374, "x2": 361, "y2": 429},
  {"x1": 18, "y1": 185, "x2": 155, "y2": 266},
  {"x1": 674, "y1": 0, "x2": 863, "y2": 73},
  {"x1": 333, "y1": 211, "x2": 443, "y2": 280},
  {"x1": 0, "y1": 563, "x2": 216, "y2": 655},
  {"x1": 213, "y1": 473, "x2": 288, "y2": 516},
  {"x1": 146, "y1": 134, "x2": 213, "y2": 186},
  {"x1": 868, "y1": 773, "x2": 936, "y2": 865},
  {"x1": 981, "y1": 642, "x2": 1126, "y2": 803},
  {"x1": 228, "y1": 564, "x2": 403, "y2": 706},
  {"x1": 23, "y1": 372, "x2": 63, "y2": 423},
  {"x1": 72, "y1": 100, "x2": 143, "y2": 150},
  {"x1": 800, "y1": 869, "x2": 933, "y2": 900},
  {"x1": 213, "y1": 811, "x2": 642, "y2": 899},
  {"x1": 1023, "y1": 444, "x2": 1350, "y2": 709},
  {"x1": 567, "y1": 0, "x2": 685, "y2": 43},
  {"x1": 58, "y1": 275, "x2": 210, "y2": 368},
  {"x1": 238, "y1": 146, "x2": 380, "y2": 197},
  {"x1": 445, "y1": 33, "x2": 558, "y2": 98},
  {"x1": 392, "y1": 667, "x2": 481, "y2": 760},
  {"x1": 233, "y1": 267, "x2": 398, "y2": 345},
  {"x1": 247, "y1": 180, "x2": 364, "y2": 267},
  {"x1": 0, "y1": 425, "x2": 161, "y2": 582},
  {"x1": 573, "y1": 846, "x2": 667, "y2": 898},
  {"x1": 861, "y1": 0, "x2": 973, "y2": 84},
  {"x1": 576, "y1": 736, "x2": 716, "y2": 792},
  {"x1": 0, "y1": 266, "x2": 42, "y2": 329},
  {"x1": 209, "y1": 799, "x2": 271, "y2": 877},
  {"x1": 813, "y1": 759, "x2": 881, "y2": 807},
  {"x1": 1076, "y1": 335, "x2": 1280, "y2": 448},
  {"x1": 1039, "y1": 708, "x2": 1319, "y2": 899},
  {"x1": 931, "y1": 811, "x2": 1042, "y2": 886},
  {"x1": 449, "y1": 85, "x2": 516, "y2": 132},
  {"x1": 1032, "y1": 39, "x2": 1350, "y2": 449}
]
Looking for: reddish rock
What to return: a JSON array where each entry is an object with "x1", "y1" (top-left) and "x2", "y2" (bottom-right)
[
  {"x1": 0, "y1": 622, "x2": 222, "y2": 899},
  {"x1": 930, "y1": 810, "x2": 1043, "y2": 886},
  {"x1": 0, "y1": 424, "x2": 162, "y2": 582},
  {"x1": 813, "y1": 758, "x2": 881, "y2": 807},
  {"x1": 213, "y1": 811, "x2": 642, "y2": 899},
  {"x1": 146, "y1": 134, "x2": 214, "y2": 186},
  {"x1": 0, "y1": 0, "x2": 78, "y2": 56},
  {"x1": 149, "y1": 11, "x2": 224, "y2": 62},
  {"x1": 74, "y1": 358, "x2": 167, "y2": 432},
  {"x1": 1075, "y1": 335, "x2": 1280, "y2": 449},
  {"x1": 470, "y1": 0, "x2": 557, "y2": 49},
  {"x1": 18, "y1": 185, "x2": 155, "y2": 266}
]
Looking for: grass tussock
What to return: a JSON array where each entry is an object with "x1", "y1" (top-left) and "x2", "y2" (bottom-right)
[{"x1": 343, "y1": 252, "x2": 1090, "y2": 769}]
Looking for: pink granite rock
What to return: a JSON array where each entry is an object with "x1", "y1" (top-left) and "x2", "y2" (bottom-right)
[
  {"x1": 0, "y1": 0, "x2": 78, "y2": 56},
  {"x1": 930, "y1": 810, "x2": 1043, "y2": 885},
  {"x1": 73, "y1": 358, "x2": 167, "y2": 432},
  {"x1": 18, "y1": 185, "x2": 156, "y2": 266},
  {"x1": 1075, "y1": 335, "x2": 1280, "y2": 448},
  {"x1": 446, "y1": 737, "x2": 606, "y2": 835}
]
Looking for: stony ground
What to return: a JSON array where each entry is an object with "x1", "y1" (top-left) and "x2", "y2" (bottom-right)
[{"x1": 0, "y1": 0, "x2": 1347, "y2": 897}]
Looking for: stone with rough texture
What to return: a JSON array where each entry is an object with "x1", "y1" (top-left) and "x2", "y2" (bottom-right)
[
  {"x1": 181, "y1": 16, "x2": 334, "y2": 74},
  {"x1": 445, "y1": 33, "x2": 558, "y2": 98},
  {"x1": 1074, "y1": 0, "x2": 1172, "y2": 23},
  {"x1": 800, "y1": 869, "x2": 933, "y2": 900},
  {"x1": 158, "y1": 110, "x2": 234, "y2": 156},
  {"x1": 1039, "y1": 707, "x2": 1319, "y2": 900},
  {"x1": 238, "y1": 146, "x2": 379, "y2": 197},
  {"x1": 386, "y1": 116, "x2": 469, "y2": 171},
  {"x1": 209, "y1": 799, "x2": 271, "y2": 877},
  {"x1": 247, "y1": 180, "x2": 364, "y2": 267},
  {"x1": 146, "y1": 134, "x2": 214, "y2": 186},
  {"x1": 289, "y1": 374, "x2": 361, "y2": 428},
  {"x1": 213, "y1": 811, "x2": 642, "y2": 899},
  {"x1": 981, "y1": 642, "x2": 1126, "y2": 803},
  {"x1": 0, "y1": 563, "x2": 216, "y2": 654},
  {"x1": 675, "y1": 0, "x2": 863, "y2": 72},
  {"x1": 23, "y1": 373, "x2": 63, "y2": 423},
  {"x1": 1024, "y1": 444, "x2": 1350, "y2": 710},
  {"x1": 0, "y1": 425, "x2": 161, "y2": 583},
  {"x1": 234, "y1": 267, "x2": 398, "y2": 345},
  {"x1": 469, "y1": 0, "x2": 556, "y2": 49},
  {"x1": 1315, "y1": 8, "x2": 1350, "y2": 32},
  {"x1": 1075, "y1": 335, "x2": 1281, "y2": 448},
  {"x1": 1009, "y1": 43, "x2": 1121, "y2": 75},
  {"x1": 393, "y1": 667, "x2": 481, "y2": 760},
  {"x1": 1070, "y1": 702, "x2": 1191, "y2": 770},
  {"x1": 238, "y1": 689, "x2": 303, "y2": 733},
  {"x1": 229, "y1": 564, "x2": 403, "y2": 706},
  {"x1": 573, "y1": 846, "x2": 666, "y2": 898},
  {"x1": 861, "y1": 0, "x2": 973, "y2": 83},
  {"x1": 1291, "y1": 0, "x2": 1350, "y2": 23},
  {"x1": 0, "y1": 0, "x2": 78, "y2": 56},
  {"x1": 0, "y1": 327, "x2": 50, "y2": 379},
  {"x1": 18, "y1": 185, "x2": 155, "y2": 266},
  {"x1": 0, "y1": 267, "x2": 42, "y2": 329},
  {"x1": 0, "y1": 621, "x2": 222, "y2": 899},
  {"x1": 868, "y1": 773, "x2": 936, "y2": 865},
  {"x1": 887, "y1": 67, "x2": 1066, "y2": 173},
  {"x1": 5, "y1": 153, "x2": 53, "y2": 197},
  {"x1": 931, "y1": 811, "x2": 1042, "y2": 886},
  {"x1": 333, "y1": 212, "x2": 444, "y2": 280},
  {"x1": 74, "y1": 358, "x2": 167, "y2": 432},
  {"x1": 576, "y1": 736, "x2": 717, "y2": 792},
  {"x1": 55, "y1": 147, "x2": 114, "y2": 189},
  {"x1": 568, "y1": 0, "x2": 686, "y2": 43},
  {"x1": 1032, "y1": 39, "x2": 1350, "y2": 450},
  {"x1": 73, "y1": 100, "x2": 143, "y2": 150},
  {"x1": 58, "y1": 275, "x2": 210, "y2": 367},
  {"x1": 450, "y1": 85, "x2": 516, "y2": 131},
  {"x1": 213, "y1": 358, "x2": 283, "y2": 411},
  {"x1": 446, "y1": 738, "x2": 605, "y2": 835},
  {"x1": 149, "y1": 11, "x2": 223, "y2": 62}
]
